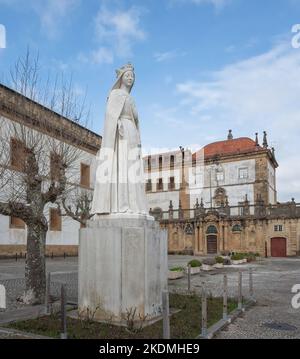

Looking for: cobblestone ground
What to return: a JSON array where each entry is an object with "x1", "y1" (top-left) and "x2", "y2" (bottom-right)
[{"x1": 1, "y1": 256, "x2": 300, "y2": 339}]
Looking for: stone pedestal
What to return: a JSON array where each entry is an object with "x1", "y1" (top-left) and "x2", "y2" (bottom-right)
[{"x1": 78, "y1": 214, "x2": 168, "y2": 324}]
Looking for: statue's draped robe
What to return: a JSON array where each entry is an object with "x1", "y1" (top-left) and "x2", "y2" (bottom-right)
[{"x1": 91, "y1": 89, "x2": 148, "y2": 214}]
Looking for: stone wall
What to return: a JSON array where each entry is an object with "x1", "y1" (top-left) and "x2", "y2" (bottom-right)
[
  {"x1": 160, "y1": 202, "x2": 300, "y2": 257},
  {"x1": 0, "y1": 245, "x2": 78, "y2": 258}
]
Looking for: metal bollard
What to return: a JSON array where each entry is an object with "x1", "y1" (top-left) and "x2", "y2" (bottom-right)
[
  {"x1": 223, "y1": 274, "x2": 228, "y2": 320},
  {"x1": 45, "y1": 272, "x2": 51, "y2": 315},
  {"x1": 162, "y1": 290, "x2": 170, "y2": 339},
  {"x1": 187, "y1": 264, "x2": 191, "y2": 292},
  {"x1": 238, "y1": 271, "x2": 243, "y2": 310},
  {"x1": 15, "y1": 253, "x2": 18, "y2": 262},
  {"x1": 201, "y1": 284, "x2": 207, "y2": 338},
  {"x1": 249, "y1": 268, "x2": 254, "y2": 300},
  {"x1": 60, "y1": 284, "x2": 67, "y2": 339}
]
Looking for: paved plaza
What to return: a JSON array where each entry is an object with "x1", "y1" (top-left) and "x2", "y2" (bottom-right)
[{"x1": 0, "y1": 256, "x2": 300, "y2": 339}]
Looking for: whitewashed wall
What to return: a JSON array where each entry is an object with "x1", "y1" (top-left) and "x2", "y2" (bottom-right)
[
  {"x1": 147, "y1": 191, "x2": 180, "y2": 212},
  {"x1": 189, "y1": 159, "x2": 256, "y2": 206},
  {"x1": 0, "y1": 114, "x2": 97, "y2": 247}
]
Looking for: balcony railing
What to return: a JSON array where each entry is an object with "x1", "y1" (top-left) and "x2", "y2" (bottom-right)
[{"x1": 149, "y1": 201, "x2": 300, "y2": 222}]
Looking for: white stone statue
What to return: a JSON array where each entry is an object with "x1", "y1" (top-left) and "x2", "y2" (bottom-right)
[
  {"x1": 79, "y1": 65, "x2": 168, "y2": 324},
  {"x1": 91, "y1": 63, "x2": 148, "y2": 215}
]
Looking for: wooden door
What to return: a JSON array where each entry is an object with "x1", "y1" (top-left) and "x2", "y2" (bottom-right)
[{"x1": 271, "y1": 237, "x2": 287, "y2": 257}]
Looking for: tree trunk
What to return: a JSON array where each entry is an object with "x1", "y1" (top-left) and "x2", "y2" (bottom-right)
[{"x1": 23, "y1": 222, "x2": 47, "y2": 305}]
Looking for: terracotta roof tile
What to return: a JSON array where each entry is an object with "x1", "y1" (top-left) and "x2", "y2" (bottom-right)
[{"x1": 193, "y1": 137, "x2": 264, "y2": 160}]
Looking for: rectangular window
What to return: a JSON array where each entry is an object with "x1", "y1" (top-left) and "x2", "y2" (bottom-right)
[
  {"x1": 80, "y1": 163, "x2": 90, "y2": 187},
  {"x1": 50, "y1": 153, "x2": 63, "y2": 181},
  {"x1": 239, "y1": 168, "x2": 248, "y2": 179},
  {"x1": 146, "y1": 179, "x2": 152, "y2": 192},
  {"x1": 50, "y1": 208, "x2": 62, "y2": 231},
  {"x1": 10, "y1": 138, "x2": 27, "y2": 171},
  {"x1": 169, "y1": 177, "x2": 175, "y2": 190},
  {"x1": 170, "y1": 155, "x2": 175, "y2": 170},
  {"x1": 10, "y1": 216, "x2": 25, "y2": 229},
  {"x1": 159, "y1": 156, "x2": 163, "y2": 171},
  {"x1": 157, "y1": 178, "x2": 163, "y2": 191},
  {"x1": 274, "y1": 225, "x2": 283, "y2": 232},
  {"x1": 147, "y1": 156, "x2": 151, "y2": 172}
]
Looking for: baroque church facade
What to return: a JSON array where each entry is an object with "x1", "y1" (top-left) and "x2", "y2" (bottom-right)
[{"x1": 144, "y1": 131, "x2": 300, "y2": 257}]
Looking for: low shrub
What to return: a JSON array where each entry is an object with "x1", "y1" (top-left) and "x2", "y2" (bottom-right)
[
  {"x1": 215, "y1": 256, "x2": 224, "y2": 264},
  {"x1": 231, "y1": 253, "x2": 244, "y2": 261},
  {"x1": 170, "y1": 266, "x2": 185, "y2": 272},
  {"x1": 188, "y1": 259, "x2": 202, "y2": 268}
]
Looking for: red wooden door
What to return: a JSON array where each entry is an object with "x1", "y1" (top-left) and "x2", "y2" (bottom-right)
[{"x1": 271, "y1": 237, "x2": 287, "y2": 257}]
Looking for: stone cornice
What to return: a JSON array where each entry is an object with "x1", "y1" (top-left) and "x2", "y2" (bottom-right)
[{"x1": 0, "y1": 83, "x2": 102, "y2": 155}]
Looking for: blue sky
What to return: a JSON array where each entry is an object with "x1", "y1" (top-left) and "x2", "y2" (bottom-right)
[{"x1": 0, "y1": 0, "x2": 300, "y2": 201}]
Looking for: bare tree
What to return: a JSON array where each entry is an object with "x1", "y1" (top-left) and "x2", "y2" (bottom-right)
[
  {"x1": 58, "y1": 190, "x2": 94, "y2": 227},
  {"x1": 0, "y1": 49, "x2": 95, "y2": 304}
]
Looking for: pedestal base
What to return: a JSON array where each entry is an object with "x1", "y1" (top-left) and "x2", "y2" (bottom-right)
[{"x1": 78, "y1": 214, "x2": 168, "y2": 324}]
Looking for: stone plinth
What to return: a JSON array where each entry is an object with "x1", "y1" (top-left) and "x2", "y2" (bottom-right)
[{"x1": 78, "y1": 214, "x2": 168, "y2": 324}]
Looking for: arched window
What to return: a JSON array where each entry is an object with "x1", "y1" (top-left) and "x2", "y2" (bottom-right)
[
  {"x1": 232, "y1": 224, "x2": 242, "y2": 232},
  {"x1": 206, "y1": 225, "x2": 218, "y2": 234}
]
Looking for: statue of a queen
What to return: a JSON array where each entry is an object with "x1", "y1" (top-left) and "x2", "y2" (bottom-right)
[{"x1": 91, "y1": 64, "x2": 148, "y2": 215}]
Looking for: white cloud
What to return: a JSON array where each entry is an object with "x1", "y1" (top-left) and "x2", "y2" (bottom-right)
[
  {"x1": 94, "y1": 4, "x2": 146, "y2": 59},
  {"x1": 78, "y1": 47, "x2": 114, "y2": 65},
  {"x1": 169, "y1": 0, "x2": 232, "y2": 10},
  {"x1": 154, "y1": 50, "x2": 186, "y2": 62},
  {"x1": 0, "y1": 0, "x2": 80, "y2": 38},
  {"x1": 78, "y1": 3, "x2": 146, "y2": 66},
  {"x1": 175, "y1": 41, "x2": 300, "y2": 201},
  {"x1": 35, "y1": 0, "x2": 80, "y2": 38}
]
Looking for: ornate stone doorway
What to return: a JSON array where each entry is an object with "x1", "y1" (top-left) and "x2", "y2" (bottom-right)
[
  {"x1": 207, "y1": 235, "x2": 218, "y2": 254},
  {"x1": 206, "y1": 225, "x2": 218, "y2": 254}
]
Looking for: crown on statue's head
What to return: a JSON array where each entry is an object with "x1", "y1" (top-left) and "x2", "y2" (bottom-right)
[{"x1": 116, "y1": 63, "x2": 134, "y2": 78}]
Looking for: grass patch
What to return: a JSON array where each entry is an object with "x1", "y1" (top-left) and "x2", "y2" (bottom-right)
[{"x1": 8, "y1": 294, "x2": 237, "y2": 339}]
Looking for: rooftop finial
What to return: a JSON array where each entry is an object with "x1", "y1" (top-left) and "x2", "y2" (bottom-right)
[
  {"x1": 255, "y1": 133, "x2": 259, "y2": 147},
  {"x1": 272, "y1": 147, "x2": 275, "y2": 157},
  {"x1": 227, "y1": 129, "x2": 233, "y2": 140},
  {"x1": 263, "y1": 131, "x2": 268, "y2": 148}
]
